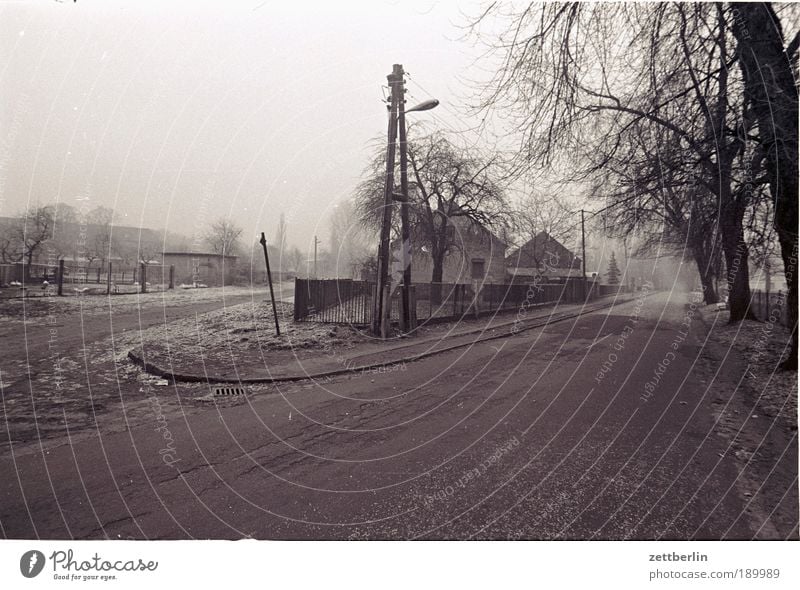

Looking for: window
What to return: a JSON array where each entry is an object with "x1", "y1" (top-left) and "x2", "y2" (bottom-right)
[{"x1": 471, "y1": 258, "x2": 485, "y2": 280}]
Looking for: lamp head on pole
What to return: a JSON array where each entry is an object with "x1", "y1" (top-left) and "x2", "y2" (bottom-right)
[{"x1": 406, "y1": 99, "x2": 439, "y2": 113}]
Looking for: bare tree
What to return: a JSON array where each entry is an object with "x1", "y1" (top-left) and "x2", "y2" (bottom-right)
[
  {"x1": 469, "y1": 2, "x2": 761, "y2": 321},
  {"x1": 592, "y1": 119, "x2": 726, "y2": 303},
  {"x1": 355, "y1": 129, "x2": 508, "y2": 287},
  {"x1": 14, "y1": 206, "x2": 55, "y2": 266},
  {"x1": 0, "y1": 218, "x2": 23, "y2": 264},
  {"x1": 203, "y1": 218, "x2": 243, "y2": 257},
  {"x1": 731, "y1": 2, "x2": 799, "y2": 368}
]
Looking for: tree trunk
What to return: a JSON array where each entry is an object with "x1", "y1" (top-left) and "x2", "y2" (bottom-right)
[
  {"x1": 720, "y1": 202, "x2": 757, "y2": 322},
  {"x1": 693, "y1": 251, "x2": 719, "y2": 304},
  {"x1": 431, "y1": 254, "x2": 444, "y2": 305},
  {"x1": 731, "y1": 3, "x2": 798, "y2": 369}
]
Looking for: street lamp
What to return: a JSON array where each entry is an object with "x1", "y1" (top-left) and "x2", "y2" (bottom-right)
[
  {"x1": 373, "y1": 64, "x2": 438, "y2": 338},
  {"x1": 406, "y1": 99, "x2": 439, "y2": 114}
]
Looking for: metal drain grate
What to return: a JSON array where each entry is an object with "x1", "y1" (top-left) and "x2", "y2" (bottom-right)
[{"x1": 212, "y1": 386, "x2": 248, "y2": 397}]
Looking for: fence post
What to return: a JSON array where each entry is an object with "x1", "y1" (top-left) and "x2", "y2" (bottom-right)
[
  {"x1": 409, "y1": 285, "x2": 417, "y2": 330},
  {"x1": 107, "y1": 262, "x2": 112, "y2": 295},
  {"x1": 140, "y1": 262, "x2": 147, "y2": 293},
  {"x1": 169, "y1": 265, "x2": 175, "y2": 289},
  {"x1": 57, "y1": 260, "x2": 64, "y2": 296}
]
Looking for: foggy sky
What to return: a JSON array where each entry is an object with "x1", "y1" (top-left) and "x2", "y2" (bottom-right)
[{"x1": 0, "y1": 0, "x2": 488, "y2": 254}]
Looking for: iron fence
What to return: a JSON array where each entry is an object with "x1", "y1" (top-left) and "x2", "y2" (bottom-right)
[
  {"x1": 293, "y1": 279, "x2": 375, "y2": 324},
  {"x1": 293, "y1": 277, "x2": 621, "y2": 326}
]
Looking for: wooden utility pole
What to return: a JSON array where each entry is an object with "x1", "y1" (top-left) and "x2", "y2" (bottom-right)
[
  {"x1": 313, "y1": 235, "x2": 320, "y2": 278},
  {"x1": 259, "y1": 232, "x2": 281, "y2": 336},
  {"x1": 581, "y1": 209, "x2": 587, "y2": 300},
  {"x1": 397, "y1": 64, "x2": 413, "y2": 333},
  {"x1": 373, "y1": 65, "x2": 402, "y2": 336}
]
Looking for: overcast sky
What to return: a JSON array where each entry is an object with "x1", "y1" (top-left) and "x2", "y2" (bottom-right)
[{"x1": 0, "y1": 0, "x2": 495, "y2": 253}]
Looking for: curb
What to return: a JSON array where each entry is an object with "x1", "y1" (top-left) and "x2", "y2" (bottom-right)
[{"x1": 127, "y1": 295, "x2": 638, "y2": 385}]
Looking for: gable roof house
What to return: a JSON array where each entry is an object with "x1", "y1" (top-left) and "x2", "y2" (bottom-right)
[
  {"x1": 505, "y1": 231, "x2": 582, "y2": 282},
  {"x1": 394, "y1": 216, "x2": 507, "y2": 286}
]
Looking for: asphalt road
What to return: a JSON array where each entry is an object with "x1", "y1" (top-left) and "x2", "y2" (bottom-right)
[{"x1": 1, "y1": 290, "x2": 796, "y2": 539}]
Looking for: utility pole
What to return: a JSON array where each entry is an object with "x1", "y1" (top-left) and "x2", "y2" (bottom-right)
[
  {"x1": 373, "y1": 65, "x2": 402, "y2": 337},
  {"x1": 313, "y1": 235, "x2": 319, "y2": 278},
  {"x1": 581, "y1": 209, "x2": 587, "y2": 300},
  {"x1": 396, "y1": 64, "x2": 412, "y2": 333}
]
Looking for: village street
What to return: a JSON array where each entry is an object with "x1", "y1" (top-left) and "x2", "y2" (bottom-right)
[{"x1": 1, "y1": 290, "x2": 795, "y2": 540}]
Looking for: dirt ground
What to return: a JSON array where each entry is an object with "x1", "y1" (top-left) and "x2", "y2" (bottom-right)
[{"x1": 696, "y1": 304, "x2": 798, "y2": 539}]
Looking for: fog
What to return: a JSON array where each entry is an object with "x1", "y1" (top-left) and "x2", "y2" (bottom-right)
[{"x1": 0, "y1": 0, "x2": 485, "y2": 254}]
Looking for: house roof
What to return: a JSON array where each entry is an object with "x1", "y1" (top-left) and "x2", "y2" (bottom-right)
[
  {"x1": 506, "y1": 231, "x2": 580, "y2": 270},
  {"x1": 391, "y1": 215, "x2": 508, "y2": 251}
]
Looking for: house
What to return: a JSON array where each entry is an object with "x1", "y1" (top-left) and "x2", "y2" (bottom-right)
[
  {"x1": 505, "y1": 231, "x2": 582, "y2": 282},
  {"x1": 397, "y1": 217, "x2": 507, "y2": 285},
  {"x1": 161, "y1": 251, "x2": 237, "y2": 286}
]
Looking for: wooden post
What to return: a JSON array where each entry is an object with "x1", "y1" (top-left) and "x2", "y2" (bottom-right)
[
  {"x1": 140, "y1": 262, "x2": 147, "y2": 293},
  {"x1": 169, "y1": 265, "x2": 175, "y2": 289},
  {"x1": 106, "y1": 262, "x2": 112, "y2": 295},
  {"x1": 373, "y1": 65, "x2": 401, "y2": 336},
  {"x1": 57, "y1": 260, "x2": 65, "y2": 296},
  {"x1": 259, "y1": 232, "x2": 281, "y2": 336},
  {"x1": 397, "y1": 63, "x2": 413, "y2": 333},
  {"x1": 581, "y1": 209, "x2": 587, "y2": 301}
]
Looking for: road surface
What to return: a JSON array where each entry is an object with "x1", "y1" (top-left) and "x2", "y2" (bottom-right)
[{"x1": 1, "y1": 290, "x2": 796, "y2": 539}]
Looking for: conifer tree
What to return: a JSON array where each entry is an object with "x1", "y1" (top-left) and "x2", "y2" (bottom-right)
[{"x1": 606, "y1": 252, "x2": 621, "y2": 285}]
